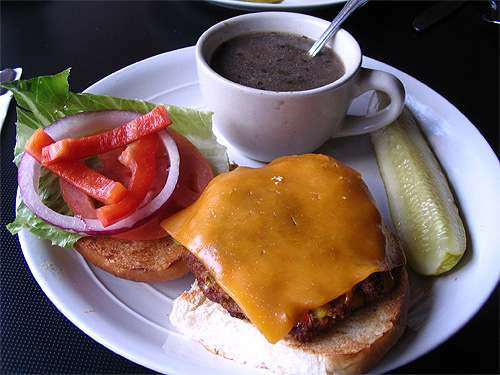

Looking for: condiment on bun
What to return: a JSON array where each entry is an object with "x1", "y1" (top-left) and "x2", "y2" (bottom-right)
[{"x1": 162, "y1": 154, "x2": 409, "y2": 374}]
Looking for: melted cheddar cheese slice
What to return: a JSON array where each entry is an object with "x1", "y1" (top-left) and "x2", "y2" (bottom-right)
[{"x1": 162, "y1": 154, "x2": 404, "y2": 344}]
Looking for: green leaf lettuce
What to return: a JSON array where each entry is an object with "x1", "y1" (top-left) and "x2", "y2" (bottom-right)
[{"x1": 2, "y1": 69, "x2": 229, "y2": 248}]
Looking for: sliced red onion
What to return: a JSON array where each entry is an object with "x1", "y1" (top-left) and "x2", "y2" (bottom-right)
[
  {"x1": 18, "y1": 110, "x2": 180, "y2": 236},
  {"x1": 44, "y1": 110, "x2": 143, "y2": 138}
]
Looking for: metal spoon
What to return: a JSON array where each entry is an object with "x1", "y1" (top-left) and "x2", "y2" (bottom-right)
[
  {"x1": 482, "y1": 0, "x2": 499, "y2": 24},
  {"x1": 308, "y1": 0, "x2": 369, "y2": 58}
]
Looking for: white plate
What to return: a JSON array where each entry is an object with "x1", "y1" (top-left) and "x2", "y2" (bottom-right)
[
  {"x1": 206, "y1": 0, "x2": 344, "y2": 11},
  {"x1": 20, "y1": 46, "x2": 500, "y2": 374}
]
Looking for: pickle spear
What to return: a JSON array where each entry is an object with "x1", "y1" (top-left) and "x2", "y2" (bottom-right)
[{"x1": 369, "y1": 92, "x2": 466, "y2": 275}]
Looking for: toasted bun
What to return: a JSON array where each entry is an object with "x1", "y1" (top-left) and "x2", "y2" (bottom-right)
[
  {"x1": 170, "y1": 266, "x2": 409, "y2": 375},
  {"x1": 74, "y1": 236, "x2": 189, "y2": 283}
]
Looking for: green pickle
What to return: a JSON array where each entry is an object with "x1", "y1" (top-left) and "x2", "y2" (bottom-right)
[{"x1": 369, "y1": 93, "x2": 466, "y2": 275}]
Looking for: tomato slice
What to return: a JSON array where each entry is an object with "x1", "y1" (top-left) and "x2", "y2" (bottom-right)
[
  {"x1": 64, "y1": 129, "x2": 213, "y2": 240},
  {"x1": 112, "y1": 129, "x2": 213, "y2": 240},
  {"x1": 60, "y1": 179, "x2": 98, "y2": 219},
  {"x1": 96, "y1": 133, "x2": 159, "y2": 227}
]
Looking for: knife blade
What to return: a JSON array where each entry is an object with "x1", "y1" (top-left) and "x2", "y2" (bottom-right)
[
  {"x1": 0, "y1": 67, "x2": 22, "y2": 133},
  {"x1": 413, "y1": 1, "x2": 467, "y2": 31}
]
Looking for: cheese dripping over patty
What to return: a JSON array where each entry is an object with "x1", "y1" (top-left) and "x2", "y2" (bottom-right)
[{"x1": 162, "y1": 154, "x2": 405, "y2": 344}]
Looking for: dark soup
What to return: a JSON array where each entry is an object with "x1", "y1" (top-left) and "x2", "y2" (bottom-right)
[{"x1": 210, "y1": 31, "x2": 345, "y2": 92}]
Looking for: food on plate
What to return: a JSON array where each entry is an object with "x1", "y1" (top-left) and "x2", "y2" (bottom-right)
[
  {"x1": 369, "y1": 92, "x2": 466, "y2": 275},
  {"x1": 73, "y1": 236, "x2": 188, "y2": 283},
  {"x1": 163, "y1": 154, "x2": 410, "y2": 374},
  {"x1": 4, "y1": 69, "x2": 229, "y2": 282},
  {"x1": 210, "y1": 31, "x2": 345, "y2": 91}
]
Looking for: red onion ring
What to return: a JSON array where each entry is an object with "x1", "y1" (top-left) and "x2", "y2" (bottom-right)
[{"x1": 18, "y1": 110, "x2": 180, "y2": 236}]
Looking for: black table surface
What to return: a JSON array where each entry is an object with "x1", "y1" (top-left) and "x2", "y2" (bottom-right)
[{"x1": 1, "y1": 1, "x2": 498, "y2": 374}]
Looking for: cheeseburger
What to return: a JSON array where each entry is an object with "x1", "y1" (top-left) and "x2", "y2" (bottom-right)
[{"x1": 163, "y1": 154, "x2": 409, "y2": 375}]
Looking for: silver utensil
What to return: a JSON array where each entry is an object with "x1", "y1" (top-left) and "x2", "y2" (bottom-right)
[
  {"x1": 413, "y1": 1, "x2": 467, "y2": 31},
  {"x1": 482, "y1": 1, "x2": 500, "y2": 24},
  {"x1": 308, "y1": 0, "x2": 369, "y2": 58}
]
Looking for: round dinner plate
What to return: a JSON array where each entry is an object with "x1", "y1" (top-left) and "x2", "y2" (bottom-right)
[
  {"x1": 19, "y1": 46, "x2": 500, "y2": 374},
  {"x1": 206, "y1": 0, "x2": 345, "y2": 11}
]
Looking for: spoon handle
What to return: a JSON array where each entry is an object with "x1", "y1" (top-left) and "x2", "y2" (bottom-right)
[{"x1": 308, "y1": 0, "x2": 369, "y2": 57}]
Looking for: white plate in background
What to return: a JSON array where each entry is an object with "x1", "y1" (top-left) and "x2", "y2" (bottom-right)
[{"x1": 206, "y1": 0, "x2": 344, "y2": 11}]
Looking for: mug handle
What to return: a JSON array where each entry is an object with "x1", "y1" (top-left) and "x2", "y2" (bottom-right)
[{"x1": 336, "y1": 68, "x2": 405, "y2": 137}]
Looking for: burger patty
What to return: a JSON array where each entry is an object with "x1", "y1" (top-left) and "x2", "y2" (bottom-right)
[{"x1": 184, "y1": 250, "x2": 396, "y2": 343}]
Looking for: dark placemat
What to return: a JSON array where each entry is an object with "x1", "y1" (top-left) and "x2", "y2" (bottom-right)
[{"x1": 0, "y1": 107, "x2": 156, "y2": 375}]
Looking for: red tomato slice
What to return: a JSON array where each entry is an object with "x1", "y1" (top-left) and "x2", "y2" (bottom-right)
[
  {"x1": 60, "y1": 179, "x2": 98, "y2": 219},
  {"x1": 112, "y1": 129, "x2": 213, "y2": 240},
  {"x1": 96, "y1": 133, "x2": 159, "y2": 227},
  {"x1": 63, "y1": 128, "x2": 213, "y2": 240}
]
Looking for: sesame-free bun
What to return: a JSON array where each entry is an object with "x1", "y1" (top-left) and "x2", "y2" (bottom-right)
[
  {"x1": 170, "y1": 265, "x2": 410, "y2": 375},
  {"x1": 74, "y1": 236, "x2": 188, "y2": 283}
]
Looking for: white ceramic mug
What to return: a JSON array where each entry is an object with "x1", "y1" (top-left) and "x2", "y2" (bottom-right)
[{"x1": 196, "y1": 12, "x2": 405, "y2": 162}]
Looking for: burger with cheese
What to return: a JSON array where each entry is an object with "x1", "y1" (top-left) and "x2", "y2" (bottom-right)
[{"x1": 162, "y1": 153, "x2": 410, "y2": 375}]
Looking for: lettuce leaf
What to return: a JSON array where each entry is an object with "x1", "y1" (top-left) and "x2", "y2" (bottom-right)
[{"x1": 2, "y1": 69, "x2": 229, "y2": 248}]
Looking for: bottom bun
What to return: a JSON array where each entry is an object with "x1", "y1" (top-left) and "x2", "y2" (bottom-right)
[
  {"x1": 170, "y1": 266, "x2": 409, "y2": 375},
  {"x1": 74, "y1": 236, "x2": 189, "y2": 283}
]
